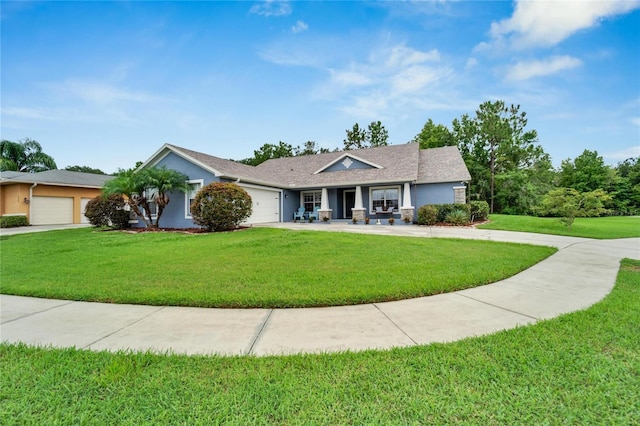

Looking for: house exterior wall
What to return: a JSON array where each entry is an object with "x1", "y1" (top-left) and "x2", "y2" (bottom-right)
[
  {"x1": 1, "y1": 183, "x2": 30, "y2": 217},
  {"x1": 143, "y1": 152, "x2": 219, "y2": 228},
  {"x1": 415, "y1": 182, "x2": 464, "y2": 208}
]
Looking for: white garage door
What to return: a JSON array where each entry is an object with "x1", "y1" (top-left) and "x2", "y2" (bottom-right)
[
  {"x1": 31, "y1": 196, "x2": 73, "y2": 225},
  {"x1": 240, "y1": 186, "x2": 280, "y2": 224},
  {"x1": 80, "y1": 198, "x2": 92, "y2": 224}
]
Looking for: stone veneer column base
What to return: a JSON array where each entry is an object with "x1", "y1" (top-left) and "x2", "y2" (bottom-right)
[
  {"x1": 318, "y1": 209, "x2": 333, "y2": 222},
  {"x1": 351, "y1": 208, "x2": 366, "y2": 222},
  {"x1": 400, "y1": 207, "x2": 415, "y2": 224}
]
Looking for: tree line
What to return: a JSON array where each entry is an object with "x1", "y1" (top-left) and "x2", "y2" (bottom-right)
[{"x1": 3, "y1": 100, "x2": 638, "y2": 217}]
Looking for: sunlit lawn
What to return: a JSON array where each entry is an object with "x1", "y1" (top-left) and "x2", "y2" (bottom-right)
[
  {"x1": 1, "y1": 259, "x2": 638, "y2": 424},
  {"x1": 0, "y1": 227, "x2": 555, "y2": 308},
  {"x1": 478, "y1": 214, "x2": 640, "y2": 239}
]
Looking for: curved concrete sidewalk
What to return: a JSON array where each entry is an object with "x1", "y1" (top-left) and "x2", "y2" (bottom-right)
[{"x1": 1, "y1": 224, "x2": 638, "y2": 357}]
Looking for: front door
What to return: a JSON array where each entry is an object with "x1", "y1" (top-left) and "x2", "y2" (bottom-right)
[{"x1": 344, "y1": 190, "x2": 355, "y2": 219}]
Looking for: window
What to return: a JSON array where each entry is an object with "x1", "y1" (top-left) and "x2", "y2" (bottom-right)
[
  {"x1": 370, "y1": 187, "x2": 400, "y2": 212},
  {"x1": 302, "y1": 190, "x2": 322, "y2": 212},
  {"x1": 144, "y1": 188, "x2": 158, "y2": 219},
  {"x1": 185, "y1": 179, "x2": 203, "y2": 218}
]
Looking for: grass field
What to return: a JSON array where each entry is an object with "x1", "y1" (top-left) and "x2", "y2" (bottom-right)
[
  {"x1": 0, "y1": 227, "x2": 555, "y2": 308},
  {"x1": 2, "y1": 258, "x2": 638, "y2": 424},
  {"x1": 478, "y1": 214, "x2": 640, "y2": 239}
]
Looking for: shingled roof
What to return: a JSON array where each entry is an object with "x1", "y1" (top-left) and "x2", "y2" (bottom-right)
[
  {"x1": 0, "y1": 170, "x2": 113, "y2": 188},
  {"x1": 147, "y1": 143, "x2": 470, "y2": 189}
]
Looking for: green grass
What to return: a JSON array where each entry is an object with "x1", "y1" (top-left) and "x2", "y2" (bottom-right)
[
  {"x1": 478, "y1": 214, "x2": 640, "y2": 239},
  {"x1": 2, "y1": 258, "x2": 638, "y2": 424},
  {"x1": 0, "y1": 227, "x2": 555, "y2": 308}
]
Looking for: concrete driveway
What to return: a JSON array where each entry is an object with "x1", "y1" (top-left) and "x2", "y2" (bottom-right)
[{"x1": 1, "y1": 223, "x2": 639, "y2": 356}]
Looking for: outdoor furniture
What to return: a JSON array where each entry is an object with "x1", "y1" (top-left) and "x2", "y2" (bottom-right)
[
  {"x1": 293, "y1": 207, "x2": 305, "y2": 221},
  {"x1": 308, "y1": 207, "x2": 319, "y2": 221}
]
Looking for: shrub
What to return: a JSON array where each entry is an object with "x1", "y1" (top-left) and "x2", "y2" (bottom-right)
[
  {"x1": 470, "y1": 201, "x2": 490, "y2": 221},
  {"x1": 417, "y1": 205, "x2": 438, "y2": 225},
  {"x1": 190, "y1": 182, "x2": 252, "y2": 232},
  {"x1": 84, "y1": 194, "x2": 130, "y2": 229},
  {"x1": 445, "y1": 209, "x2": 470, "y2": 226},
  {"x1": 0, "y1": 215, "x2": 28, "y2": 228}
]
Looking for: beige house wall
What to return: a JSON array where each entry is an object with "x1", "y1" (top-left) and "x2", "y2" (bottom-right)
[{"x1": 1, "y1": 184, "x2": 102, "y2": 224}]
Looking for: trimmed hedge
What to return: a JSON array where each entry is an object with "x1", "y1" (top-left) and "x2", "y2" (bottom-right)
[
  {"x1": 0, "y1": 215, "x2": 28, "y2": 228},
  {"x1": 84, "y1": 194, "x2": 131, "y2": 229},
  {"x1": 470, "y1": 201, "x2": 490, "y2": 221},
  {"x1": 190, "y1": 182, "x2": 252, "y2": 232},
  {"x1": 417, "y1": 205, "x2": 438, "y2": 225}
]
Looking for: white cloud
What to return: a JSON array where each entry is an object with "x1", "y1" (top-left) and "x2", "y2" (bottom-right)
[
  {"x1": 490, "y1": 0, "x2": 640, "y2": 49},
  {"x1": 506, "y1": 55, "x2": 582, "y2": 81},
  {"x1": 604, "y1": 145, "x2": 640, "y2": 161},
  {"x1": 249, "y1": 0, "x2": 291, "y2": 17},
  {"x1": 291, "y1": 20, "x2": 308, "y2": 34},
  {"x1": 43, "y1": 79, "x2": 163, "y2": 105},
  {"x1": 631, "y1": 117, "x2": 640, "y2": 126}
]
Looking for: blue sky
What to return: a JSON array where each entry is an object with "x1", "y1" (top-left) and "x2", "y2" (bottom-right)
[{"x1": 1, "y1": 0, "x2": 639, "y2": 173}]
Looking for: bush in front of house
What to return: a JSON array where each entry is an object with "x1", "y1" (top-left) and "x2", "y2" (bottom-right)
[
  {"x1": 470, "y1": 201, "x2": 490, "y2": 221},
  {"x1": 0, "y1": 215, "x2": 28, "y2": 228},
  {"x1": 418, "y1": 204, "x2": 472, "y2": 225},
  {"x1": 85, "y1": 194, "x2": 131, "y2": 229},
  {"x1": 417, "y1": 205, "x2": 438, "y2": 225},
  {"x1": 445, "y1": 209, "x2": 470, "y2": 226},
  {"x1": 190, "y1": 182, "x2": 253, "y2": 232}
]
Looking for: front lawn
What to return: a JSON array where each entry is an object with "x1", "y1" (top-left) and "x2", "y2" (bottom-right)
[
  {"x1": 0, "y1": 227, "x2": 555, "y2": 308},
  {"x1": 478, "y1": 214, "x2": 640, "y2": 239},
  {"x1": 1, "y1": 258, "x2": 638, "y2": 424}
]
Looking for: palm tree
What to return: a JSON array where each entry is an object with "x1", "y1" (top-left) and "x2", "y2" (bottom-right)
[
  {"x1": 103, "y1": 166, "x2": 188, "y2": 228},
  {"x1": 0, "y1": 138, "x2": 57, "y2": 172},
  {"x1": 143, "y1": 166, "x2": 188, "y2": 227}
]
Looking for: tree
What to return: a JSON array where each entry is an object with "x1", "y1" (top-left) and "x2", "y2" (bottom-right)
[
  {"x1": 65, "y1": 165, "x2": 106, "y2": 175},
  {"x1": 557, "y1": 150, "x2": 613, "y2": 193},
  {"x1": 413, "y1": 119, "x2": 455, "y2": 149},
  {"x1": 539, "y1": 188, "x2": 611, "y2": 229},
  {"x1": 0, "y1": 138, "x2": 57, "y2": 172},
  {"x1": 103, "y1": 166, "x2": 188, "y2": 228},
  {"x1": 611, "y1": 157, "x2": 640, "y2": 214},
  {"x1": 452, "y1": 101, "x2": 549, "y2": 214},
  {"x1": 367, "y1": 121, "x2": 389, "y2": 147},
  {"x1": 190, "y1": 182, "x2": 253, "y2": 232},
  {"x1": 240, "y1": 142, "x2": 294, "y2": 166},
  {"x1": 343, "y1": 123, "x2": 367, "y2": 150},
  {"x1": 344, "y1": 121, "x2": 389, "y2": 150},
  {"x1": 293, "y1": 140, "x2": 330, "y2": 156}
]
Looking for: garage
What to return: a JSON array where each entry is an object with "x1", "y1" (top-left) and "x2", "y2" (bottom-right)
[
  {"x1": 240, "y1": 185, "x2": 280, "y2": 224},
  {"x1": 31, "y1": 196, "x2": 73, "y2": 225},
  {"x1": 80, "y1": 197, "x2": 92, "y2": 224}
]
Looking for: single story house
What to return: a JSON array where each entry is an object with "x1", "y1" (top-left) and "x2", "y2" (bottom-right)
[
  {"x1": 137, "y1": 142, "x2": 471, "y2": 228},
  {"x1": 0, "y1": 170, "x2": 112, "y2": 225}
]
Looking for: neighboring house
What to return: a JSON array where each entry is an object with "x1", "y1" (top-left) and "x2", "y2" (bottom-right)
[
  {"x1": 0, "y1": 170, "x2": 112, "y2": 225},
  {"x1": 137, "y1": 143, "x2": 471, "y2": 228}
]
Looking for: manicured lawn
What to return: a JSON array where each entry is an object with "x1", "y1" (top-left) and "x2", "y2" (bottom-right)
[
  {"x1": 1, "y1": 258, "x2": 638, "y2": 424},
  {"x1": 478, "y1": 214, "x2": 640, "y2": 239},
  {"x1": 0, "y1": 227, "x2": 554, "y2": 308}
]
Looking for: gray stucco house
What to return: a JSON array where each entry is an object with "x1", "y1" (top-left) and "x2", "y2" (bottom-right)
[{"x1": 137, "y1": 143, "x2": 471, "y2": 227}]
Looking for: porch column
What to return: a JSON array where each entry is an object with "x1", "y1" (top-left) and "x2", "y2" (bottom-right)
[
  {"x1": 318, "y1": 187, "x2": 332, "y2": 221},
  {"x1": 400, "y1": 182, "x2": 415, "y2": 224},
  {"x1": 351, "y1": 185, "x2": 366, "y2": 222}
]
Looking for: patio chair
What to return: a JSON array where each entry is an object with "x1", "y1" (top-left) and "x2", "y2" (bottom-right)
[
  {"x1": 386, "y1": 205, "x2": 395, "y2": 214},
  {"x1": 293, "y1": 207, "x2": 305, "y2": 221},
  {"x1": 308, "y1": 207, "x2": 319, "y2": 221}
]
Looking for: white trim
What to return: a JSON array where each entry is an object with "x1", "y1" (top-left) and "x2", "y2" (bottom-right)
[
  {"x1": 313, "y1": 153, "x2": 384, "y2": 175},
  {"x1": 369, "y1": 185, "x2": 401, "y2": 214},
  {"x1": 184, "y1": 179, "x2": 204, "y2": 219},
  {"x1": 139, "y1": 144, "x2": 224, "y2": 177}
]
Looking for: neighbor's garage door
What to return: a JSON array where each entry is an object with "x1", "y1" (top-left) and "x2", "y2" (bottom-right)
[
  {"x1": 31, "y1": 196, "x2": 73, "y2": 225},
  {"x1": 240, "y1": 186, "x2": 280, "y2": 224},
  {"x1": 80, "y1": 198, "x2": 92, "y2": 224}
]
